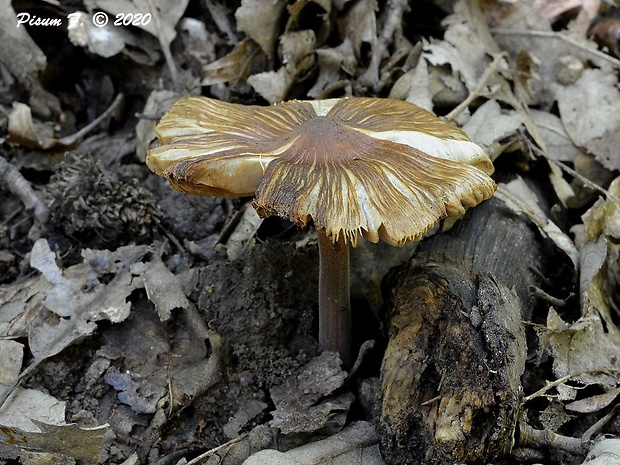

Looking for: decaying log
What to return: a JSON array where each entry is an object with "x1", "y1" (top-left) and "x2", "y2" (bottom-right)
[{"x1": 379, "y1": 196, "x2": 557, "y2": 464}]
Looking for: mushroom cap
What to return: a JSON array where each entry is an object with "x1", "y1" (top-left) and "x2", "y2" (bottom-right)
[{"x1": 147, "y1": 96, "x2": 496, "y2": 246}]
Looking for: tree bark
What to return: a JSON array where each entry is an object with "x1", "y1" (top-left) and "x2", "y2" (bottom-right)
[{"x1": 379, "y1": 195, "x2": 561, "y2": 464}]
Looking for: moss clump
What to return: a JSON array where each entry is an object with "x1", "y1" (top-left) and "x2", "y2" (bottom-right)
[{"x1": 47, "y1": 152, "x2": 161, "y2": 246}]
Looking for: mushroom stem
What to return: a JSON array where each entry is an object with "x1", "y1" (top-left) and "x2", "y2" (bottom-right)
[{"x1": 317, "y1": 228, "x2": 352, "y2": 368}]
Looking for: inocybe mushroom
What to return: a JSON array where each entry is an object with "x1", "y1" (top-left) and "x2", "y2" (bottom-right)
[{"x1": 146, "y1": 96, "x2": 496, "y2": 368}]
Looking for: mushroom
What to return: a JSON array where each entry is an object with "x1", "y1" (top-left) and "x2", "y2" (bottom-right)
[{"x1": 146, "y1": 96, "x2": 496, "y2": 368}]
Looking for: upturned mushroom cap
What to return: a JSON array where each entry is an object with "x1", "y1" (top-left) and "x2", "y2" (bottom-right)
[{"x1": 147, "y1": 97, "x2": 496, "y2": 246}]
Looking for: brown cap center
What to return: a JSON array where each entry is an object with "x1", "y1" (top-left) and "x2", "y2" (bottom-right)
[{"x1": 284, "y1": 116, "x2": 361, "y2": 164}]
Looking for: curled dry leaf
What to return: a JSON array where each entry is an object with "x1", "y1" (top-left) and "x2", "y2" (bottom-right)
[
  {"x1": 495, "y1": 178, "x2": 579, "y2": 269},
  {"x1": 307, "y1": 38, "x2": 357, "y2": 98},
  {"x1": 248, "y1": 30, "x2": 317, "y2": 103},
  {"x1": 0, "y1": 388, "x2": 111, "y2": 463},
  {"x1": 389, "y1": 48, "x2": 433, "y2": 110},
  {"x1": 285, "y1": 0, "x2": 332, "y2": 42},
  {"x1": 8, "y1": 103, "x2": 56, "y2": 149},
  {"x1": 235, "y1": 0, "x2": 286, "y2": 59},
  {"x1": 202, "y1": 39, "x2": 266, "y2": 86},
  {"x1": 579, "y1": 178, "x2": 620, "y2": 348},
  {"x1": 565, "y1": 386, "x2": 620, "y2": 413},
  {"x1": 342, "y1": 0, "x2": 377, "y2": 61}
]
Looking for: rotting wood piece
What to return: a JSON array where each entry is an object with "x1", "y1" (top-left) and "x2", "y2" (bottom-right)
[{"x1": 379, "y1": 197, "x2": 553, "y2": 464}]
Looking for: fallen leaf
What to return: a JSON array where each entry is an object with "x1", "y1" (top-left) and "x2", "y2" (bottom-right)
[
  {"x1": 235, "y1": 0, "x2": 286, "y2": 59},
  {"x1": 586, "y1": 131, "x2": 620, "y2": 171},
  {"x1": 0, "y1": 388, "x2": 111, "y2": 463},
  {"x1": 425, "y1": 22, "x2": 489, "y2": 93},
  {"x1": 529, "y1": 110, "x2": 583, "y2": 163},
  {"x1": 555, "y1": 68, "x2": 620, "y2": 154},
  {"x1": 86, "y1": 0, "x2": 188, "y2": 47},
  {"x1": 496, "y1": 178, "x2": 579, "y2": 269},
  {"x1": 226, "y1": 204, "x2": 263, "y2": 261},
  {"x1": 461, "y1": 99, "x2": 524, "y2": 158},
  {"x1": 389, "y1": 46, "x2": 433, "y2": 110},
  {"x1": 537, "y1": 309, "x2": 620, "y2": 398},
  {"x1": 243, "y1": 421, "x2": 384, "y2": 465},
  {"x1": 578, "y1": 178, "x2": 620, "y2": 352},
  {"x1": 202, "y1": 39, "x2": 266, "y2": 86},
  {"x1": 565, "y1": 386, "x2": 620, "y2": 413},
  {"x1": 307, "y1": 39, "x2": 357, "y2": 98},
  {"x1": 270, "y1": 352, "x2": 353, "y2": 435},
  {"x1": 248, "y1": 30, "x2": 316, "y2": 102},
  {"x1": 491, "y1": 1, "x2": 616, "y2": 106},
  {"x1": 130, "y1": 254, "x2": 189, "y2": 321},
  {"x1": 342, "y1": 0, "x2": 377, "y2": 61},
  {"x1": 7, "y1": 103, "x2": 56, "y2": 150},
  {"x1": 0, "y1": 340, "x2": 23, "y2": 391},
  {"x1": 583, "y1": 438, "x2": 620, "y2": 465},
  {"x1": 223, "y1": 399, "x2": 269, "y2": 439},
  {"x1": 23, "y1": 240, "x2": 190, "y2": 362},
  {"x1": 286, "y1": 0, "x2": 332, "y2": 43},
  {"x1": 135, "y1": 90, "x2": 180, "y2": 162},
  {"x1": 548, "y1": 160, "x2": 576, "y2": 207}
]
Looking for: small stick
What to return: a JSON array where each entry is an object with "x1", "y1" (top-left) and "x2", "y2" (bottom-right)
[
  {"x1": 529, "y1": 285, "x2": 571, "y2": 307},
  {"x1": 519, "y1": 421, "x2": 584, "y2": 455},
  {"x1": 524, "y1": 368, "x2": 620, "y2": 403},
  {"x1": 357, "y1": 0, "x2": 409, "y2": 92},
  {"x1": 0, "y1": 155, "x2": 49, "y2": 225},
  {"x1": 490, "y1": 28, "x2": 620, "y2": 69},
  {"x1": 56, "y1": 93, "x2": 124, "y2": 146},
  {"x1": 549, "y1": 158, "x2": 619, "y2": 203},
  {"x1": 444, "y1": 52, "x2": 507, "y2": 122},
  {"x1": 146, "y1": 0, "x2": 180, "y2": 91}
]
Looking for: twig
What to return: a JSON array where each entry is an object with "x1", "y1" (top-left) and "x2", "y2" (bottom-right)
[
  {"x1": 547, "y1": 157, "x2": 620, "y2": 203},
  {"x1": 0, "y1": 155, "x2": 49, "y2": 225},
  {"x1": 490, "y1": 28, "x2": 620, "y2": 69},
  {"x1": 582, "y1": 403, "x2": 620, "y2": 442},
  {"x1": 56, "y1": 93, "x2": 124, "y2": 146},
  {"x1": 519, "y1": 420, "x2": 585, "y2": 455},
  {"x1": 205, "y1": 0, "x2": 238, "y2": 44},
  {"x1": 146, "y1": 0, "x2": 181, "y2": 91},
  {"x1": 184, "y1": 434, "x2": 248, "y2": 465},
  {"x1": 524, "y1": 368, "x2": 620, "y2": 403},
  {"x1": 345, "y1": 339, "x2": 375, "y2": 382},
  {"x1": 529, "y1": 286, "x2": 571, "y2": 307},
  {"x1": 357, "y1": 0, "x2": 409, "y2": 92},
  {"x1": 443, "y1": 52, "x2": 507, "y2": 122}
]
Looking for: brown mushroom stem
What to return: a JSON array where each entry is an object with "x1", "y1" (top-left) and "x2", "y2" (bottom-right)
[{"x1": 317, "y1": 228, "x2": 352, "y2": 368}]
